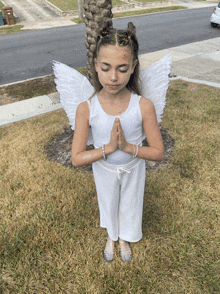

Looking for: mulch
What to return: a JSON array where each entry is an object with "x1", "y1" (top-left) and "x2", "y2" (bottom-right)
[{"x1": 45, "y1": 125, "x2": 175, "y2": 174}]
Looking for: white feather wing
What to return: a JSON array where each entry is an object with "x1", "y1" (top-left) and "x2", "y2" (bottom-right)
[
  {"x1": 139, "y1": 52, "x2": 172, "y2": 139},
  {"x1": 53, "y1": 61, "x2": 95, "y2": 145}
]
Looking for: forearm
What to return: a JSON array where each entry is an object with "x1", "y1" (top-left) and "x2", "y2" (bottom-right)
[
  {"x1": 124, "y1": 143, "x2": 164, "y2": 162},
  {"x1": 72, "y1": 143, "x2": 113, "y2": 167}
]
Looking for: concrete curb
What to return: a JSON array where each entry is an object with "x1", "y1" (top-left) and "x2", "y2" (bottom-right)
[{"x1": 0, "y1": 93, "x2": 62, "y2": 127}]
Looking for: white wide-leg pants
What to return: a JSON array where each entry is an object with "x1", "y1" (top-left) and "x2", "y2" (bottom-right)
[{"x1": 92, "y1": 157, "x2": 146, "y2": 242}]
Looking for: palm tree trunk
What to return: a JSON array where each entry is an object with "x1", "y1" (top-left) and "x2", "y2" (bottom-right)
[{"x1": 84, "y1": 0, "x2": 113, "y2": 85}]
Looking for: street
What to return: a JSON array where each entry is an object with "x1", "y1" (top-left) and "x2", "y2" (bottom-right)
[{"x1": 0, "y1": 6, "x2": 219, "y2": 86}]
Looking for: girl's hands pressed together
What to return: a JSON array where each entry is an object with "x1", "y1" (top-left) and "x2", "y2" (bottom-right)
[
  {"x1": 109, "y1": 118, "x2": 127, "y2": 152},
  {"x1": 109, "y1": 118, "x2": 120, "y2": 152},
  {"x1": 116, "y1": 118, "x2": 127, "y2": 151}
]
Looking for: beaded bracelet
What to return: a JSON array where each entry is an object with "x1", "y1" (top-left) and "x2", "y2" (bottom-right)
[{"x1": 102, "y1": 145, "x2": 106, "y2": 160}]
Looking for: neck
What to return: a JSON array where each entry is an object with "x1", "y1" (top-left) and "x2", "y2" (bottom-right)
[{"x1": 99, "y1": 87, "x2": 130, "y2": 102}]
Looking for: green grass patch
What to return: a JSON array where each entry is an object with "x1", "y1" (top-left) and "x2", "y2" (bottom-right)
[
  {"x1": 0, "y1": 79, "x2": 219, "y2": 292},
  {"x1": 0, "y1": 25, "x2": 27, "y2": 35},
  {"x1": 113, "y1": 5, "x2": 187, "y2": 18},
  {"x1": 48, "y1": 0, "x2": 126, "y2": 11},
  {"x1": 112, "y1": 0, "x2": 126, "y2": 5},
  {"x1": 72, "y1": 18, "x2": 85, "y2": 24}
]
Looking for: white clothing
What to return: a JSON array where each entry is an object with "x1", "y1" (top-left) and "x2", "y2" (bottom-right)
[
  {"x1": 87, "y1": 93, "x2": 143, "y2": 165},
  {"x1": 92, "y1": 158, "x2": 146, "y2": 242},
  {"x1": 86, "y1": 93, "x2": 146, "y2": 242}
]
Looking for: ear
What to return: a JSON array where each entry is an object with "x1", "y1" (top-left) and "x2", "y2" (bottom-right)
[{"x1": 131, "y1": 59, "x2": 138, "y2": 74}]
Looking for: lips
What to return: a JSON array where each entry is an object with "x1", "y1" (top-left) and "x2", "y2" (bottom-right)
[{"x1": 108, "y1": 84, "x2": 119, "y2": 88}]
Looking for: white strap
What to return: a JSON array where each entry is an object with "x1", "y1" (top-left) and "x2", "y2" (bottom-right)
[{"x1": 86, "y1": 99, "x2": 91, "y2": 112}]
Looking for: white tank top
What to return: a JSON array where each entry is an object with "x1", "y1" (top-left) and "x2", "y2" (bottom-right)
[{"x1": 87, "y1": 93, "x2": 144, "y2": 165}]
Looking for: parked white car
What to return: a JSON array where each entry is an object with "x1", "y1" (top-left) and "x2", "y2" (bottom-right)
[{"x1": 210, "y1": 2, "x2": 220, "y2": 27}]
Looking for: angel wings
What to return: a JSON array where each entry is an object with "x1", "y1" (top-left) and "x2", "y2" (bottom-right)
[{"x1": 53, "y1": 53, "x2": 172, "y2": 145}]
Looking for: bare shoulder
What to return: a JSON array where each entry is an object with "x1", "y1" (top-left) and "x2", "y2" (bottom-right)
[
  {"x1": 76, "y1": 100, "x2": 90, "y2": 123},
  {"x1": 139, "y1": 96, "x2": 156, "y2": 119}
]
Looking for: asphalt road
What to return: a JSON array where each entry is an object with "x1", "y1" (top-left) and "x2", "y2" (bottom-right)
[{"x1": 0, "y1": 6, "x2": 218, "y2": 86}]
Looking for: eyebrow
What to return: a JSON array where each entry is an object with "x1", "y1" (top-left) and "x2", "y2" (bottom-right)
[{"x1": 101, "y1": 62, "x2": 129, "y2": 67}]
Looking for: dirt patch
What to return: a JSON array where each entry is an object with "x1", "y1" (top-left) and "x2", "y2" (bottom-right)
[
  {"x1": 0, "y1": 75, "x2": 57, "y2": 106},
  {"x1": 45, "y1": 125, "x2": 175, "y2": 173},
  {"x1": 0, "y1": 68, "x2": 88, "y2": 106}
]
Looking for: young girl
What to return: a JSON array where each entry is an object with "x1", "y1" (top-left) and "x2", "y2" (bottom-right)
[{"x1": 71, "y1": 22, "x2": 164, "y2": 262}]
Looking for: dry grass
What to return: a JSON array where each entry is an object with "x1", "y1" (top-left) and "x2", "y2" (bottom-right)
[{"x1": 0, "y1": 80, "x2": 220, "y2": 293}]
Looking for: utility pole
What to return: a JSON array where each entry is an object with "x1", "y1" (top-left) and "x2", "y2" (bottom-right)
[{"x1": 77, "y1": 0, "x2": 83, "y2": 20}]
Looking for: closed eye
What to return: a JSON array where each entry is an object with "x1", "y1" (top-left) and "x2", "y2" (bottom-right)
[
  {"x1": 101, "y1": 68, "x2": 109, "y2": 72},
  {"x1": 101, "y1": 66, "x2": 129, "y2": 72},
  {"x1": 119, "y1": 69, "x2": 128, "y2": 73}
]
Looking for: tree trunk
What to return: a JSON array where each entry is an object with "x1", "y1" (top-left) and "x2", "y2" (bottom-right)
[{"x1": 84, "y1": 0, "x2": 113, "y2": 85}]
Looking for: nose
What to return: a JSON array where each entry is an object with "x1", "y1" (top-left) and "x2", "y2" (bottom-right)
[{"x1": 110, "y1": 69, "x2": 118, "y2": 81}]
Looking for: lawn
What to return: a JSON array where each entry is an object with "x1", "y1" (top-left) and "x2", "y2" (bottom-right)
[
  {"x1": 48, "y1": 0, "x2": 126, "y2": 11},
  {"x1": 138, "y1": 0, "x2": 172, "y2": 2},
  {"x1": 0, "y1": 79, "x2": 219, "y2": 293}
]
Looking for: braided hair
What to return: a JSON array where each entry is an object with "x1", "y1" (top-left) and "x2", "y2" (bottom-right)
[{"x1": 90, "y1": 21, "x2": 141, "y2": 95}]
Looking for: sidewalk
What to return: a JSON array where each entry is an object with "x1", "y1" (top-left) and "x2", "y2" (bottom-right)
[{"x1": 1, "y1": 36, "x2": 220, "y2": 127}]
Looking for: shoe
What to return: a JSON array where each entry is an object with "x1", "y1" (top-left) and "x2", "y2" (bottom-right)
[
  {"x1": 103, "y1": 235, "x2": 115, "y2": 262},
  {"x1": 119, "y1": 239, "x2": 132, "y2": 262}
]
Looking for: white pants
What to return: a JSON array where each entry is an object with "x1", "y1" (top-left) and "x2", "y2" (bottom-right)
[{"x1": 92, "y1": 157, "x2": 146, "y2": 242}]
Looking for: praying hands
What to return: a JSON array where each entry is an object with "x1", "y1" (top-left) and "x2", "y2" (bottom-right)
[{"x1": 109, "y1": 118, "x2": 127, "y2": 152}]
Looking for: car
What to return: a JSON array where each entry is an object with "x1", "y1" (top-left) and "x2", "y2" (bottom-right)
[{"x1": 210, "y1": 2, "x2": 220, "y2": 27}]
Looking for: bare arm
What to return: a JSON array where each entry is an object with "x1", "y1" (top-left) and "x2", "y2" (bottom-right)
[
  {"x1": 123, "y1": 97, "x2": 164, "y2": 161},
  {"x1": 71, "y1": 101, "x2": 117, "y2": 167}
]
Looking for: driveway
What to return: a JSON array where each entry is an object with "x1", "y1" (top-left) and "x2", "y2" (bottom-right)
[{"x1": 2, "y1": 0, "x2": 60, "y2": 22}]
